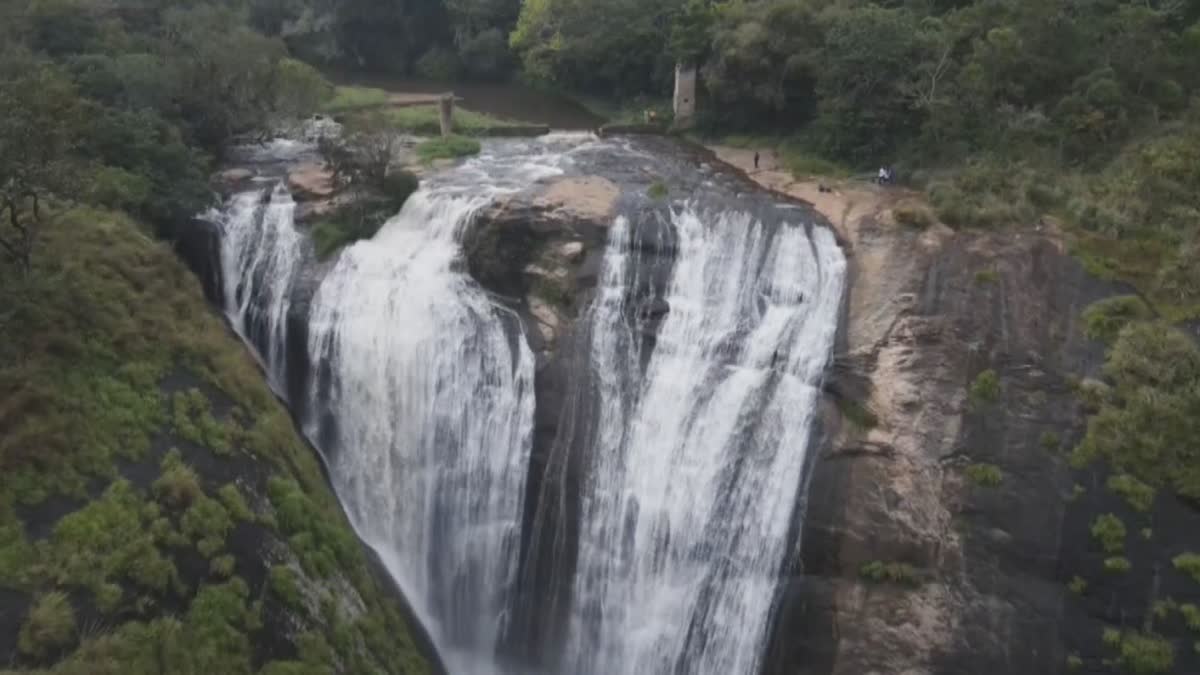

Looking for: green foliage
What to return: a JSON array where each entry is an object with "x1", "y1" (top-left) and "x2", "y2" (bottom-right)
[
  {"x1": 510, "y1": 0, "x2": 680, "y2": 96},
  {"x1": 322, "y1": 86, "x2": 392, "y2": 113},
  {"x1": 1083, "y1": 296, "x2": 1154, "y2": 344},
  {"x1": 1104, "y1": 556, "x2": 1132, "y2": 573},
  {"x1": 808, "y1": 4, "x2": 929, "y2": 163},
  {"x1": 210, "y1": 554, "x2": 236, "y2": 578},
  {"x1": 647, "y1": 181, "x2": 669, "y2": 200},
  {"x1": 18, "y1": 591, "x2": 76, "y2": 657},
  {"x1": 969, "y1": 369, "x2": 1001, "y2": 407},
  {"x1": 1071, "y1": 322, "x2": 1200, "y2": 499},
  {"x1": 416, "y1": 135, "x2": 482, "y2": 162},
  {"x1": 172, "y1": 389, "x2": 231, "y2": 455},
  {"x1": 268, "y1": 477, "x2": 362, "y2": 578},
  {"x1": 270, "y1": 565, "x2": 303, "y2": 609},
  {"x1": 0, "y1": 53, "x2": 84, "y2": 271},
  {"x1": 274, "y1": 58, "x2": 334, "y2": 118},
  {"x1": 1111, "y1": 631, "x2": 1174, "y2": 674},
  {"x1": 1068, "y1": 575, "x2": 1087, "y2": 595},
  {"x1": 1107, "y1": 473, "x2": 1156, "y2": 513},
  {"x1": 964, "y1": 463, "x2": 1003, "y2": 487},
  {"x1": 181, "y1": 495, "x2": 233, "y2": 558},
  {"x1": 1104, "y1": 627, "x2": 1124, "y2": 648},
  {"x1": 47, "y1": 480, "x2": 178, "y2": 597},
  {"x1": 1180, "y1": 603, "x2": 1200, "y2": 632},
  {"x1": 348, "y1": 105, "x2": 518, "y2": 136},
  {"x1": 1174, "y1": 553, "x2": 1200, "y2": 583},
  {"x1": 927, "y1": 162, "x2": 1044, "y2": 230},
  {"x1": 154, "y1": 450, "x2": 203, "y2": 508},
  {"x1": 859, "y1": 560, "x2": 919, "y2": 586},
  {"x1": 1091, "y1": 513, "x2": 1127, "y2": 554},
  {"x1": 1066, "y1": 653, "x2": 1083, "y2": 671},
  {"x1": 416, "y1": 46, "x2": 463, "y2": 81},
  {"x1": 1040, "y1": 431, "x2": 1061, "y2": 452},
  {"x1": 217, "y1": 484, "x2": 254, "y2": 522},
  {"x1": 0, "y1": 204, "x2": 429, "y2": 671}
]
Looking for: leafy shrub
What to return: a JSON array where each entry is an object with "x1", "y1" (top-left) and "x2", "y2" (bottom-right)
[
  {"x1": 415, "y1": 46, "x2": 463, "y2": 81},
  {"x1": 859, "y1": 560, "x2": 919, "y2": 585},
  {"x1": 210, "y1": 554, "x2": 236, "y2": 578},
  {"x1": 1116, "y1": 632, "x2": 1174, "y2": 674},
  {"x1": 1104, "y1": 556, "x2": 1132, "y2": 573},
  {"x1": 969, "y1": 369, "x2": 1001, "y2": 407},
  {"x1": 1091, "y1": 514, "x2": 1126, "y2": 554},
  {"x1": 18, "y1": 591, "x2": 76, "y2": 657},
  {"x1": 154, "y1": 450, "x2": 203, "y2": 508},
  {"x1": 1107, "y1": 474, "x2": 1155, "y2": 513},
  {"x1": 267, "y1": 478, "x2": 360, "y2": 578},
  {"x1": 1066, "y1": 653, "x2": 1083, "y2": 671},
  {"x1": 1071, "y1": 322, "x2": 1200, "y2": 499},
  {"x1": 415, "y1": 135, "x2": 481, "y2": 162},
  {"x1": 270, "y1": 565, "x2": 302, "y2": 609},
  {"x1": 217, "y1": 484, "x2": 254, "y2": 522},
  {"x1": 51, "y1": 480, "x2": 178, "y2": 595},
  {"x1": 1082, "y1": 296, "x2": 1153, "y2": 344},
  {"x1": 964, "y1": 463, "x2": 1003, "y2": 487},
  {"x1": 1068, "y1": 575, "x2": 1087, "y2": 595},
  {"x1": 181, "y1": 495, "x2": 233, "y2": 557},
  {"x1": 1181, "y1": 603, "x2": 1200, "y2": 632},
  {"x1": 273, "y1": 58, "x2": 333, "y2": 118},
  {"x1": 458, "y1": 28, "x2": 513, "y2": 80},
  {"x1": 648, "y1": 181, "x2": 669, "y2": 199},
  {"x1": 1174, "y1": 553, "x2": 1200, "y2": 583},
  {"x1": 1040, "y1": 431, "x2": 1061, "y2": 451}
]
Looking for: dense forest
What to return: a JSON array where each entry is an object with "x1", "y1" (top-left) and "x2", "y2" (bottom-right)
[{"x1": 4, "y1": 0, "x2": 1197, "y2": 313}]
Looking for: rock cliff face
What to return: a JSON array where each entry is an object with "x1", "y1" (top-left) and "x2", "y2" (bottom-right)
[
  {"x1": 473, "y1": 144, "x2": 1200, "y2": 673},
  {"x1": 739, "y1": 175, "x2": 1199, "y2": 673}
]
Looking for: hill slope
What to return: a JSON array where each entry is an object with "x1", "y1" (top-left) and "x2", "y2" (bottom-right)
[{"x1": 0, "y1": 207, "x2": 431, "y2": 675}]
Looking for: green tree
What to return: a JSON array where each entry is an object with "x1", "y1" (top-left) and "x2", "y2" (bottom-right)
[
  {"x1": 701, "y1": 0, "x2": 821, "y2": 129},
  {"x1": 810, "y1": 4, "x2": 930, "y2": 162},
  {"x1": 0, "y1": 54, "x2": 82, "y2": 272}
]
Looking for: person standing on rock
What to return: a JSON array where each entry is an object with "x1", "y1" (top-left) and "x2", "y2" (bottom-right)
[{"x1": 754, "y1": 151, "x2": 760, "y2": 170}]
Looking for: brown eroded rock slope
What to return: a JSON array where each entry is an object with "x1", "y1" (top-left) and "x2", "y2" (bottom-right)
[{"x1": 711, "y1": 146, "x2": 1172, "y2": 675}]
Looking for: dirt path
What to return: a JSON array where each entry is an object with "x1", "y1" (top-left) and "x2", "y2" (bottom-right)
[{"x1": 707, "y1": 145, "x2": 914, "y2": 247}]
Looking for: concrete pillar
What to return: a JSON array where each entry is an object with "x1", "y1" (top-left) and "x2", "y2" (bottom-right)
[
  {"x1": 673, "y1": 63, "x2": 697, "y2": 128},
  {"x1": 439, "y1": 94, "x2": 454, "y2": 137}
]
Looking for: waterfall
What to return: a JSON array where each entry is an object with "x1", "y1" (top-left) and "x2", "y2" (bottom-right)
[
  {"x1": 215, "y1": 137, "x2": 597, "y2": 674},
  {"x1": 302, "y1": 188, "x2": 534, "y2": 673},
  {"x1": 559, "y1": 204, "x2": 845, "y2": 675},
  {"x1": 212, "y1": 134, "x2": 845, "y2": 675},
  {"x1": 219, "y1": 184, "x2": 303, "y2": 388}
]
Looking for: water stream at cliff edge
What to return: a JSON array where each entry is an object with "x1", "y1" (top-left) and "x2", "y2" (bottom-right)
[{"x1": 214, "y1": 134, "x2": 845, "y2": 675}]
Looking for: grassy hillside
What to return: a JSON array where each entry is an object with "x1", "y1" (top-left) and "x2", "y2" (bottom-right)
[{"x1": 0, "y1": 207, "x2": 430, "y2": 675}]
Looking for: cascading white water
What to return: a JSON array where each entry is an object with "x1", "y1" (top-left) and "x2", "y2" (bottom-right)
[
  {"x1": 303, "y1": 188, "x2": 535, "y2": 673},
  {"x1": 219, "y1": 184, "x2": 303, "y2": 388},
  {"x1": 215, "y1": 132, "x2": 845, "y2": 675},
  {"x1": 217, "y1": 135, "x2": 603, "y2": 675},
  {"x1": 561, "y1": 204, "x2": 845, "y2": 675}
]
